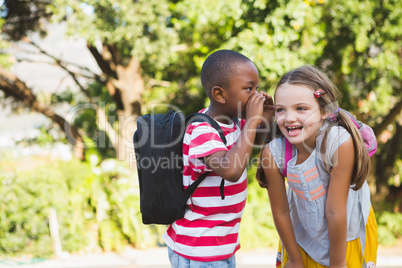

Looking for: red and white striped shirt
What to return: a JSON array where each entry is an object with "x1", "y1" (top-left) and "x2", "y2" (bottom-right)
[{"x1": 162, "y1": 110, "x2": 248, "y2": 261}]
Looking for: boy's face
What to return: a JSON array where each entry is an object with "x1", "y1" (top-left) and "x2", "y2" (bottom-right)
[{"x1": 224, "y1": 61, "x2": 259, "y2": 119}]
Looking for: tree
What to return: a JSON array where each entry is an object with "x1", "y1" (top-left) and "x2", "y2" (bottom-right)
[
  {"x1": 166, "y1": 0, "x2": 402, "y2": 206},
  {"x1": 1, "y1": 0, "x2": 401, "y2": 206},
  {"x1": 1, "y1": 0, "x2": 179, "y2": 161}
]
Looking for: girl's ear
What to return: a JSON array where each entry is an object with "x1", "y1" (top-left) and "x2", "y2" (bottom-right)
[
  {"x1": 321, "y1": 107, "x2": 329, "y2": 119},
  {"x1": 211, "y1": 86, "x2": 226, "y2": 104},
  {"x1": 322, "y1": 112, "x2": 330, "y2": 120},
  {"x1": 321, "y1": 110, "x2": 328, "y2": 119}
]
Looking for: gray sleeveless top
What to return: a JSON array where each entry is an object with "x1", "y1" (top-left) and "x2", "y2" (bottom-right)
[{"x1": 269, "y1": 125, "x2": 371, "y2": 266}]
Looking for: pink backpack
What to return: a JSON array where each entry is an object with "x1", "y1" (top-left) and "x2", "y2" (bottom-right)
[{"x1": 282, "y1": 109, "x2": 377, "y2": 177}]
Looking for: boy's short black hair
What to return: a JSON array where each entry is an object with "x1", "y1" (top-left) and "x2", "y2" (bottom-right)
[{"x1": 201, "y1": 50, "x2": 252, "y2": 96}]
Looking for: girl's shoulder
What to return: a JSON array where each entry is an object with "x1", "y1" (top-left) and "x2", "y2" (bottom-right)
[
  {"x1": 319, "y1": 125, "x2": 352, "y2": 166},
  {"x1": 324, "y1": 125, "x2": 351, "y2": 145},
  {"x1": 268, "y1": 136, "x2": 286, "y2": 153},
  {"x1": 267, "y1": 136, "x2": 287, "y2": 170}
]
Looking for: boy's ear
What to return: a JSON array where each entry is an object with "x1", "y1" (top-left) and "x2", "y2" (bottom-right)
[{"x1": 211, "y1": 86, "x2": 226, "y2": 104}]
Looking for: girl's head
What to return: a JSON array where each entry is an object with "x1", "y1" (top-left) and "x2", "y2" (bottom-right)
[
  {"x1": 274, "y1": 66, "x2": 340, "y2": 146},
  {"x1": 259, "y1": 65, "x2": 369, "y2": 190}
]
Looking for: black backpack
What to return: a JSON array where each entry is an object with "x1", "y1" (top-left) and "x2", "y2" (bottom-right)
[{"x1": 133, "y1": 109, "x2": 227, "y2": 225}]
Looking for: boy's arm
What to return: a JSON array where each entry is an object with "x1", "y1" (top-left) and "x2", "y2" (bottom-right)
[
  {"x1": 326, "y1": 137, "x2": 354, "y2": 268},
  {"x1": 261, "y1": 145, "x2": 304, "y2": 267},
  {"x1": 204, "y1": 93, "x2": 266, "y2": 182}
]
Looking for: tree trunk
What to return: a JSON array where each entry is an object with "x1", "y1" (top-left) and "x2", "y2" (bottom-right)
[
  {"x1": 87, "y1": 44, "x2": 145, "y2": 163},
  {"x1": 114, "y1": 57, "x2": 144, "y2": 162}
]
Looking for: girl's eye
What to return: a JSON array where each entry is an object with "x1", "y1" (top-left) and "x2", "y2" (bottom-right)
[
  {"x1": 246, "y1": 87, "x2": 253, "y2": 91},
  {"x1": 297, "y1": 107, "x2": 306, "y2": 111},
  {"x1": 276, "y1": 108, "x2": 284, "y2": 113}
]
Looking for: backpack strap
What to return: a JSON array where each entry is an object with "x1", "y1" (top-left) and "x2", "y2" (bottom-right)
[
  {"x1": 183, "y1": 171, "x2": 210, "y2": 197},
  {"x1": 185, "y1": 112, "x2": 228, "y2": 200},
  {"x1": 186, "y1": 113, "x2": 227, "y2": 144},
  {"x1": 233, "y1": 117, "x2": 241, "y2": 129},
  {"x1": 282, "y1": 138, "x2": 293, "y2": 177}
]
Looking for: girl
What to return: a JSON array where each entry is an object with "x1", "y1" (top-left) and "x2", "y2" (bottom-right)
[{"x1": 257, "y1": 66, "x2": 377, "y2": 268}]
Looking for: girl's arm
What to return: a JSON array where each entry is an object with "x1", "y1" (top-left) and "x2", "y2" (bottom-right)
[
  {"x1": 326, "y1": 137, "x2": 355, "y2": 268},
  {"x1": 261, "y1": 145, "x2": 304, "y2": 268}
]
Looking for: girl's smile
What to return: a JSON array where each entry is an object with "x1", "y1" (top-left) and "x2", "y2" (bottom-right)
[{"x1": 286, "y1": 125, "x2": 304, "y2": 137}]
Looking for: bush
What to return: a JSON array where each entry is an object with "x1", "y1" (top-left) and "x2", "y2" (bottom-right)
[
  {"x1": 0, "y1": 155, "x2": 149, "y2": 257},
  {"x1": 240, "y1": 164, "x2": 279, "y2": 249},
  {"x1": 377, "y1": 211, "x2": 402, "y2": 246},
  {"x1": 1, "y1": 153, "x2": 401, "y2": 257}
]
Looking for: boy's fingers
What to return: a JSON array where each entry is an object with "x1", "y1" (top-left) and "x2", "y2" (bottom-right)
[
  {"x1": 260, "y1": 92, "x2": 270, "y2": 98},
  {"x1": 255, "y1": 93, "x2": 266, "y2": 101},
  {"x1": 247, "y1": 93, "x2": 264, "y2": 104},
  {"x1": 257, "y1": 92, "x2": 274, "y2": 104}
]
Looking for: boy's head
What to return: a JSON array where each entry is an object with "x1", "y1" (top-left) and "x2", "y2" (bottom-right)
[
  {"x1": 201, "y1": 50, "x2": 253, "y2": 97},
  {"x1": 201, "y1": 50, "x2": 259, "y2": 119}
]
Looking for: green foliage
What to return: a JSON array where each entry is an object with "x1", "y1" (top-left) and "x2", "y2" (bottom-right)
[
  {"x1": 240, "y1": 164, "x2": 279, "y2": 249},
  {"x1": 0, "y1": 19, "x2": 11, "y2": 69},
  {"x1": 165, "y1": 0, "x2": 401, "y2": 123},
  {"x1": 0, "y1": 155, "x2": 153, "y2": 257},
  {"x1": 1, "y1": 153, "x2": 402, "y2": 256},
  {"x1": 0, "y1": 0, "x2": 52, "y2": 40},
  {"x1": 316, "y1": 0, "x2": 402, "y2": 117},
  {"x1": 377, "y1": 211, "x2": 402, "y2": 246},
  {"x1": 49, "y1": 0, "x2": 178, "y2": 70},
  {"x1": 0, "y1": 157, "x2": 87, "y2": 256}
]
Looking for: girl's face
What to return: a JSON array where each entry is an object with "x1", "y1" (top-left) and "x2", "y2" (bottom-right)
[{"x1": 275, "y1": 83, "x2": 325, "y2": 151}]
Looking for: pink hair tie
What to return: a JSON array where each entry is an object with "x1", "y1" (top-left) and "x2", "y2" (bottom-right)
[{"x1": 328, "y1": 107, "x2": 340, "y2": 122}]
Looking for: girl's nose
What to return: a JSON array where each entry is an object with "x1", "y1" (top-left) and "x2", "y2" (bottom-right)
[{"x1": 285, "y1": 111, "x2": 296, "y2": 123}]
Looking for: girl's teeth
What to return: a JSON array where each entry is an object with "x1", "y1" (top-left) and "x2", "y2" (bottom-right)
[{"x1": 286, "y1": 126, "x2": 303, "y2": 136}]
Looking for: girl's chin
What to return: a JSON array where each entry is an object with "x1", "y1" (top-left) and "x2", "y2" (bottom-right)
[
  {"x1": 284, "y1": 135, "x2": 310, "y2": 145},
  {"x1": 286, "y1": 138, "x2": 303, "y2": 145}
]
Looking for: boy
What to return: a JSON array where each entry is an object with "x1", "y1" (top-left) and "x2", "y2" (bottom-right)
[{"x1": 162, "y1": 50, "x2": 273, "y2": 267}]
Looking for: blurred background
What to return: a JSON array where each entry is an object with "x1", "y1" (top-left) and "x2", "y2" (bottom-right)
[{"x1": 0, "y1": 0, "x2": 401, "y2": 260}]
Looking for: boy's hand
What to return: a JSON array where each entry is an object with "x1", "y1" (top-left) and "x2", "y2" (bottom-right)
[{"x1": 245, "y1": 92, "x2": 266, "y2": 127}]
